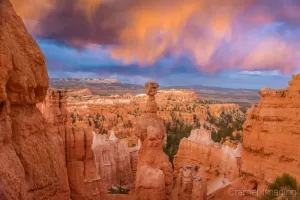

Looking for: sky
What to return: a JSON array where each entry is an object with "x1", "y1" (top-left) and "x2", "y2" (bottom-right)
[{"x1": 11, "y1": 0, "x2": 300, "y2": 89}]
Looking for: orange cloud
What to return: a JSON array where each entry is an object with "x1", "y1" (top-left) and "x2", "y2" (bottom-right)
[
  {"x1": 11, "y1": 0, "x2": 300, "y2": 74},
  {"x1": 75, "y1": 0, "x2": 102, "y2": 19},
  {"x1": 243, "y1": 38, "x2": 300, "y2": 74},
  {"x1": 110, "y1": 0, "x2": 201, "y2": 65},
  {"x1": 10, "y1": 0, "x2": 54, "y2": 19},
  {"x1": 110, "y1": 0, "x2": 252, "y2": 70}
]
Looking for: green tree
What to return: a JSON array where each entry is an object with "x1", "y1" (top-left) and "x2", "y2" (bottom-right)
[
  {"x1": 259, "y1": 174, "x2": 300, "y2": 200},
  {"x1": 163, "y1": 115, "x2": 193, "y2": 167}
]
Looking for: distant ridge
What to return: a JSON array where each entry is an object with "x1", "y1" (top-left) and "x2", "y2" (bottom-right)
[{"x1": 50, "y1": 78, "x2": 260, "y2": 107}]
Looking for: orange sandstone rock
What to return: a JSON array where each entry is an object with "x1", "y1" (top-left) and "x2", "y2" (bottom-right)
[
  {"x1": 0, "y1": 1, "x2": 69, "y2": 199},
  {"x1": 135, "y1": 82, "x2": 173, "y2": 200},
  {"x1": 208, "y1": 104, "x2": 240, "y2": 117},
  {"x1": 242, "y1": 74, "x2": 300, "y2": 193}
]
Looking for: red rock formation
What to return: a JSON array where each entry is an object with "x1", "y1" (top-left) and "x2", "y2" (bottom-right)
[
  {"x1": 174, "y1": 127, "x2": 242, "y2": 197},
  {"x1": 135, "y1": 82, "x2": 173, "y2": 200},
  {"x1": 91, "y1": 131, "x2": 138, "y2": 188},
  {"x1": 208, "y1": 104, "x2": 240, "y2": 117},
  {"x1": 91, "y1": 132, "x2": 118, "y2": 187},
  {"x1": 129, "y1": 140, "x2": 141, "y2": 183},
  {"x1": 37, "y1": 89, "x2": 70, "y2": 163},
  {"x1": 66, "y1": 127, "x2": 108, "y2": 200},
  {"x1": 176, "y1": 166, "x2": 207, "y2": 200},
  {"x1": 117, "y1": 139, "x2": 134, "y2": 186},
  {"x1": 66, "y1": 88, "x2": 93, "y2": 96},
  {"x1": 175, "y1": 128, "x2": 241, "y2": 181},
  {"x1": 0, "y1": 0, "x2": 70, "y2": 199},
  {"x1": 242, "y1": 74, "x2": 300, "y2": 193},
  {"x1": 38, "y1": 88, "x2": 139, "y2": 199}
]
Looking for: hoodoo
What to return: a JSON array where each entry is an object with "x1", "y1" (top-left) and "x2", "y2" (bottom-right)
[{"x1": 135, "y1": 82, "x2": 173, "y2": 200}]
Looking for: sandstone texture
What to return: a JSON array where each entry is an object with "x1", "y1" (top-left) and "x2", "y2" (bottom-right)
[
  {"x1": 38, "y1": 88, "x2": 140, "y2": 199},
  {"x1": 66, "y1": 88, "x2": 93, "y2": 96},
  {"x1": 174, "y1": 127, "x2": 242, "y2": 195},
  {"x1": 0, "y1": 0, "x2": 70, "y2": 199},
  {"x1": 91, "y1": 131, "x2": 137, "y2": 188},
  {"x1": 242, "y1": 74, "x2": 300, "y2": 192},
  {"x1": 176, "y1": 166, "x2": 207, "y2": 200},
  {"x1": 135, "y1": 82, "x2": 173, "y2": 200},
  {"x1": 208, "y1": 104, "x2": 240, "y2": 117},
  {"x1": 66, "y1": 127, "x2": 108, "y2": 200}
]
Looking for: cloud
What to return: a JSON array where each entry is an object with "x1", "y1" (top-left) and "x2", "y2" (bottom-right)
[
  {"x1": 11, "y1": 0, "x2": 300, "y2": 74},
  {"x1": 239, "y1": 70, "x2": 281, "y2": 76}
]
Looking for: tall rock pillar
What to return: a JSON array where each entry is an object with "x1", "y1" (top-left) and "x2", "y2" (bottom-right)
[{"x1": 135, "y1": 82, "x2": 173, "y2": 200}]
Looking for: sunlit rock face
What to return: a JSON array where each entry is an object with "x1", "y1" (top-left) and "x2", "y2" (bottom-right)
[
  {"x1": 174, "y1": 127, "x2": 242, "y2": 196},
  {"x1": 37, "y1": 89, "x2": 70, "y2": 164},
  {"x1": 135, "y1": 82, "x2": 173, "y2": 200},
  {"x1": 242, "y1": 74, "x2": 300, "y2": 193},
  {"x1": 0, "y1": 0, "x2": 70, "y2": 199},
  {"x1": 66, "y1": 88, "x2": 93, "y2": 96},
  {"x1": 188, "y1": 128, "x2": 214, "y2": 144},
  {"x1": 39, "y1": 88, "x2": 140, "y2": 199},
  {"x1": 208, "y1": 104, "x2": 241, "y2": 117},
  {"x1": 91, "y1": 130, "x2": 139, "y2": 188},
  {"x1": 176, "y1": 166, "x2": 207, "y2": 200},
  {"x1": 66, "y1": 127, "x2": 108, "y2": 200}
]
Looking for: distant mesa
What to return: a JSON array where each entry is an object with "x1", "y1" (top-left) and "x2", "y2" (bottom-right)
[
  {"x1": 80, "y1": 78, "x2": 121, "y2": 84},
  {"x1": 58, "y1": 78, "x2": 121, "y2": 83}
]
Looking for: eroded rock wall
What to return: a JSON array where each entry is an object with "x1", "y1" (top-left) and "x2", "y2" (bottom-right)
[
  {"x1": 91, "y1": 131, "x2": 137, "y2": 188},
  {"x1": 174, "y1": 128, "x2": 241, "y2": 183},
  {"x1": 0, "y1": 0, "x2": 70, "y2": 199},
  {"x1": 176, "y1": 166, "x2": 207, "y2": 200},
  {"x1": 66, "y1": 127, "x2": 107, "y2": 200},
  {"x1": 242, "y1": 74, "x2": 300, "y2": 191}
]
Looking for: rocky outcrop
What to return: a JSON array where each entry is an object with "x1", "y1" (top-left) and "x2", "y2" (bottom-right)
[
  {"x1": 39, "y1": 89, "x2": 137, "y2": 199},
  {"x1": 117, "y1": 139, "x2": 134, "y2": 186},
  {"x1": 177, "y1": 166, "x2": 207, "y2": 200},
  {"x1": 173, "y1": 127, "x2": 244, "y2": 200},
  {"x1": 91, "y1": 131, "x2": 118, "y2": 187},
  {"x1": 37, "y1": 89, "x2": 69, "y2": 163},
  {"x1": 156, "y1": 90, "x2": 198, "y2": 103},
  {"x1": 66, "y1": 88, "x2": 93, "y2": 96},
  {"x1": 208, "y1": 104, "x2": 240, "y2": 117},
  {"x1": 135, "y1": 82, "x2": 173, "y2": 200},
  {"x1": 0, "y1": 0, "x2": 70, "y2": 199},
  {"x1": 242, "y1": 74, "x2": 300, "y2": 192},
  {"x1": 66, "y1": 127, "x2": 108, "y2": 200},
  {"x1": 175, "y1": 127, "x2": 241, "y2": 181},
  {"x1": 91, "y1": 131, "x2": 138, "y2": 189}
]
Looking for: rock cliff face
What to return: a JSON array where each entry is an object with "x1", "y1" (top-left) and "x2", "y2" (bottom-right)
[
  {"x1": 37, "y1": 89, "x2": 69, "y2": 164},
  {"x1": 242, "y1": 74, "x2": 300, "y2": 191},
  {"x1": 176, "y1": 166, "x2": 207, "y2": 200},
  {"x1": 0, "y1": 0, "x2": 70, "y2": 199},
  {"x1": 208, "y1": 104, "x2": 240, "y2": 117},
  {"x1": 91, "y1": 131, "x2": 139, "y2": 189},
  {"x1": 92, "y1": 131, "x2": 134, "y2": 188},
  {"x1": 66, "y1": 127, "x2": 108, "y2": 200},
  {"x1": 174, "y1": 127, "x2": 242, "y2": 196},
  {"x1": 135, "y1": 82, "x2": 173, "y2": 200},
  {"x1": 66, "y1": 88, "x2": 93, "y2": 96},
  {"x1": 39, "y1": 88, "x2": 138, "y2": 199}
]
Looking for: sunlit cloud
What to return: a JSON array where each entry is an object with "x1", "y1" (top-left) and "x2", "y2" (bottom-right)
[
  {"x1": 10, "y1": 0, "x2": 300, "y2": 74},
  {"x1": 239, "y1": 70, "x2": 281, "y2": 76}
]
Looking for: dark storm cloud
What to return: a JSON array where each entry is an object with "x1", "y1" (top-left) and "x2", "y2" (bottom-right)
[{"x1": 12, "y1": 0, "x2": 300, "y2": 74}]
